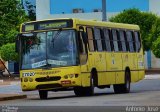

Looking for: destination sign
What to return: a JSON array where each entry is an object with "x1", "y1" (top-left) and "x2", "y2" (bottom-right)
[
  {"x1": 38, "y1": 22, "x2": 67, "y2": 30},
  {"x1": 22, "y1": 19, "x2": 73, "y2": 32},
  {"x1": 25, "y1": 24, "x2": 34, "y2": 31}
]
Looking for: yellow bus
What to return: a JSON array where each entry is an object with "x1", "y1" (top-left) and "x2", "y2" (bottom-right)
[{"x1": 16, "y1": 18, "x2": 145, "y2": 99}]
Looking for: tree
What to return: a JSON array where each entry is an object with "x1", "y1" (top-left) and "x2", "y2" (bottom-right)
[
  {"x1": 109, "y1": 8, "x2": 157, "y2": 51},
  {"x1": 152, "y1": 37, "x2": 160, "y2": 58},
  {"x1": 149, "y1": 18, "x2": 160, "y2": 58},
  {"x1": 0, "y1": 43, "x2": 18, "y2": 61},
  {"x1": 0, "y1": 0, "x2": 28, "y2": 47}
]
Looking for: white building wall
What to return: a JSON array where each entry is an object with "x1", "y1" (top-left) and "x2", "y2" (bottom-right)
[
  {"x1": 151, "y1": 52, "x2": 160, "y2": 68},
  {"x1": 149, "y1": 0, "x2": 160, "y2": 15},
  {"x1": 36, "y1": 0, "x2": 50, "y2": 20}
]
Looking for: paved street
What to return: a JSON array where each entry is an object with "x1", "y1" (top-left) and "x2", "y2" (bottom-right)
[
  {"x1": 0, "y1": 75, "x2": 160, "y2": 112},
  {"x1": 0, "y1": 75, "x2": 159, "y2": 106}
]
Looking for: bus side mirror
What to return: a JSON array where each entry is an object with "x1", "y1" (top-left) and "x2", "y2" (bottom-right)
[{"x1": 15, "y1": 34, "x2": 20, "y2": 53}]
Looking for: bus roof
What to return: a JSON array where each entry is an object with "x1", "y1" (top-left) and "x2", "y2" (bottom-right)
[
  {"x1": 74, "y1": 18, "x2": 140, "y2": 30},
  {"x1": 22, "y1": 18, "x2": 140, "y2": 31}
]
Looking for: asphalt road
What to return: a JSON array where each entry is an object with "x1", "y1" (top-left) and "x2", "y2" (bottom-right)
[{"x1": 0, "y1": 76, "x2": 160, "y2": 112}]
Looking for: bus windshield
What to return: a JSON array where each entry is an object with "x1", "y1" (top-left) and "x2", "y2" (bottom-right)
[{"x1": 20, "y1": 30, "x2": 78, "y2": 70}]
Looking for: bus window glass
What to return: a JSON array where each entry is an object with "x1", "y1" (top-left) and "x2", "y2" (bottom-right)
[
  {"x1": 103, "y1": 29, "x2": 111, "y2": 51},
  {"x1": 20, "y1": 30, "x2": 79, "y2": 70},
  {"x1": 119, "y1": 30, "x2": 127, "y2": 52},
  {"x1": 47, "y1": 30, "x2": 78, "y2": 67},
  {"x1": 117, "y1": 30, "x2": 122, "y2": 51},
  {"x1": 134, "y1": 31, "x2": 141, "y2": 52},
  {"x1": 126, "y1": 31, "x2": 134, "y2": 52},
  {"x1": 21, "y1": 33, "x2": 47, "y2": 69},
  {"x1": 87, "y1": 28, "x2": 95, "y2": 51},
  {"x1": 78, "y1": 30, "x2": 87, "y2": 65},
  {"x1": 94, "y1": 28, "x2": 103, "y2": 51},
  {"x1": 112, "y1": 29, "x2": 119, "y2": 52}
]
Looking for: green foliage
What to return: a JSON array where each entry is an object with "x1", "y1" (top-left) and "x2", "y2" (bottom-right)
[
  {"x1": 109, "y1": 8, "x2": 157, "y2": 51},
  {"x1": 0, "y1": 0, "x2": 28, "y2": 47},
  {"x1": 0, "y1": 43, "x2": 18, "y2": 61},
  {"x1": 6, "y1": 29, "x2": 19, "y2": 44},
  {"x1": 149, "y1": 18, "x2": 160, "y2": 43},
  {"x1": 0, "y1": 0, "x2": 29, "y2": 61},
  {"x1": 152, "y1": 37, "x2": 160, "y2": 58},
  {"x1": 148, "y1": 17, "x2": 160, "y2": 58}
]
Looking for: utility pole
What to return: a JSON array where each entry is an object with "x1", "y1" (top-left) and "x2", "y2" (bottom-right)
[{"x1": 102, "y1": 0, "x2": 107, "y2": 21}]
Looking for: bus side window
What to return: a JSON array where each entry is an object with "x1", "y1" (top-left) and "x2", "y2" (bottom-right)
[
  {"x1": 103, "y1": 28, "x2": 111, "y2": 51},
  {"x1": 119, "y1": 30, "x2": 127, "y2": 52},
  {"x1": 78, "y1": 27, "x2": 87, "y2": 65},
  {"x1": 86, "y1": 28, "x2": 95, "y2": 51},
  {"x1": 117, "y1": 30, "x2": 122, "y2": 51},
  {"x1": 126, "y1": 31, "x2": 134, "y2": 52},
  {"x1": 131, "y1": 31, "x2": 136, "y2": 52},
  {"x1": 134, "y1": 31, "x2": 141, "y2": 52},
  {"x1": 94, "y1": 28, "x2": 103, "y2": 51},
  {"x1": 100, "y1": 29, "x2": 106, "y2": 51},
  {"x1": 111, "y1": 29, "x2": 119, "y2": 52},
  {"x1": 78, "y1": 31, "x2": 84, "y2": 53}
]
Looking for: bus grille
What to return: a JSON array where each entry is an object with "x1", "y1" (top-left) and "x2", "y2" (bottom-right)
[
  {"x1": 36, "y1": 84, "x2": 62, "y2": 89},
  {"x1": 35, "y1": 76, "x2": 61, "y2": 82}
]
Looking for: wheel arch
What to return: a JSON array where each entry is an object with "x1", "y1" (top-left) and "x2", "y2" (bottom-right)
[
  {"x1": 91, "y1": 67, "x2": 98, "y2": 86},
  {"x1": 125, "y1": 66, "x2": 131, "y2": 82}
]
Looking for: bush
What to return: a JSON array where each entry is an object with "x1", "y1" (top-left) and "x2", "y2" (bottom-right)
[
  {"x1": 0, "y1": 43, "x2": 18, "y2": 61},
  {"x1": 152, "y1": 37, "x2": 160, "y2": 58}
]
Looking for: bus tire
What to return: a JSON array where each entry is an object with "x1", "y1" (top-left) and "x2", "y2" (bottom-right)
[
  {"x1": 85, "y1": 75, "x2": 94, "y2": 96},
  {"x1": 113, "y1": 70, "x2": 131, "y2": 94},
  {"x1": 39, "y1": 90, "x2": 48, "y2": 99},
  {"x1": 74, "y1": 75, "x2": 94, "y2": 96}
]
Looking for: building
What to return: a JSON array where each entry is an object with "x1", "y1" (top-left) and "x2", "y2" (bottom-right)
[{"x1": 36, "y1": 0, "x2": 160, "y2": 69}]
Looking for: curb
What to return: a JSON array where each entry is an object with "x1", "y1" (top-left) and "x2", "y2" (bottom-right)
[
  {"x1": 0, "y1": 94, "x2": 27, "y2": 101},
  {"x1": 145, "y1": 74, "x2": 160, "y2": 80}
]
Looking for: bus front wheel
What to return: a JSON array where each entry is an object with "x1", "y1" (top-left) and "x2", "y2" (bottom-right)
[
  {"x1": 39, "y1": 90, "x2": 48, "y2": 99},
  {"x1": 74, "y1": 76, "x2": 94, "y2": 96},
  {"x1": 113, "y1": 70, "x2": 131, "y2": 94}
]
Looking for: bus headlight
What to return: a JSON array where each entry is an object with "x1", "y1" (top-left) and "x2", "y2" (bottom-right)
[
  {"x1": 29, "y1": 78, "x2": 33, "y2": 82},
  {"x1": 69, "y1": 74, "x2": 74, "y2": 78},
  {"x1": 64, "y1": 75, "x2": 68, "y2": 79},
  {"x1": 24, "y1": 77, "x2": 28, "y2": 82}
]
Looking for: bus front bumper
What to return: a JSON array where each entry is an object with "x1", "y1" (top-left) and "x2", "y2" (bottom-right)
[{"x1": 21, "y1": 77, "x2": 82, "y2": 91}]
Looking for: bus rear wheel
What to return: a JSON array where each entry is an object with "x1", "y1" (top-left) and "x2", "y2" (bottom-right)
[
  {"x1": 39, "y1": 90, "x2": 48, "y2": 99},
  {"x1": 113, "y1": 70, "x2": 131, "y2": 94}
]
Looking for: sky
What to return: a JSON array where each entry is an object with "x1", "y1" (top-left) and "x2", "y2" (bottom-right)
[{"x1": 22, "y1": 0, "x2": 35, "y2": 6}]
